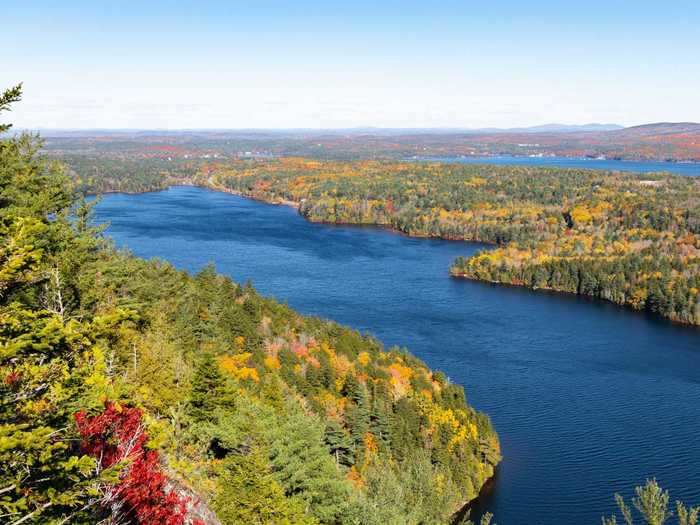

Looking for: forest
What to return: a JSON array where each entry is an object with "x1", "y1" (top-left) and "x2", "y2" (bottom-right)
[
  {"x1": 105, "y1": 157, "x2": 700, "y2": 326},
  {"x1": 5, "y1": 85, "x2": 700, "y2": 524},
  {"x1": 59, "y1": 155, "x2": 700, "y2": 325},
  {"x1": 1, "y1": 87, "x2": 500, "y2": 524},
  {"x1": 63, "y1": 154, "x2": 200, "y2": 194}
]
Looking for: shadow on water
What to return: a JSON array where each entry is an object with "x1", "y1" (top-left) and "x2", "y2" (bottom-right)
[{"x1": 452, "y1": 470, "x2": 500, "y2": 525}]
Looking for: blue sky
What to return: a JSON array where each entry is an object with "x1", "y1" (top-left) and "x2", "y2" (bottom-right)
[{"x1": 4, "y1": 1, "x2": 699, "y2": 129}]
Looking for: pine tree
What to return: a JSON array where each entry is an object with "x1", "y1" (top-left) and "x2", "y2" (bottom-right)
[
  {"x1": 345, "y1": 383, "x2": 371, "y2": 452},
  {"x1": 0, "y1": 84, "x2": 21, "y2": 133},
  {"x1": 0, "y1": 85, "x2": 126, "y2": 523},
  {"x1": 189, "y1": 352, "x2": 234, "y2": 422},
  {"x1": 214, "y1": 445, "x2": 317, "y2": 525},
  {"x1": 266, "y1": 402, "x2": 352, "y2": 523},
  {"x1": 602, "y1": 479, "x2": 700, "y2": 525},
  {"x1": 369, "y1": 398, "x2": 391, "y2": 451},
  {"x1": 323, "y1": 420, "x2": 355, "y2": 467}
]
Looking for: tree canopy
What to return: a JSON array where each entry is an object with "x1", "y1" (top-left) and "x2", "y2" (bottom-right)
[{"x1": 0, "y1": 85, "x2": 499, "y2": 524}]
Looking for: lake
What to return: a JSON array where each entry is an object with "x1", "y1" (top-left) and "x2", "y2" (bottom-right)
[
  {"x1": 94, "y1": 186, "x2": 700, "y2": 524},
  {"x1": 418, "y1": 155, "x2": 700, "y2": 176}
]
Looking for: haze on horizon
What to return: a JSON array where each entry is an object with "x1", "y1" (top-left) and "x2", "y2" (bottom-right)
[{"x1": 5, "y1": 0, "x2": 700, "y2": 130}]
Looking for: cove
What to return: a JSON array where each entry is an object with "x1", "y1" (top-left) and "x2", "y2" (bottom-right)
[{"x1": 93, "y1": 186, "x2": 700, "y2": 524}]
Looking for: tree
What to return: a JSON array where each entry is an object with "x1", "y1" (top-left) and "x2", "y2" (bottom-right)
[
  {"x1": 266, "y1": 402, "x2": 352, "y2": 524},
  {"x1": 324, "y1": 420, "x2": 355, "y2": 467},
  {"x1": 0, "y1": 84, "x2": 22, "y2": 134},
  {"x1": 188, "y1": 352, "x2": 234, "y2": 422},
  {"x1": 213, "y1": 445, "x2": 316, "y2": 525},
  {"x1": 0, "y1": 85, "x2": 106, "y2": 524},
  {"x1": 603, "y1": 479, "x2": 699, "y2": 525},
  {"x1": 369, "y1": 396, "x2": 391, "y2": 451},
  {"x1": 0, "y1": 308, "x2": 100, "y2": 524}
]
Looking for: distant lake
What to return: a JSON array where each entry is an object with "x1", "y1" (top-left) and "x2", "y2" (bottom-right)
[
  {"x1": 416, "y1": 155, "x2": 700, "y2": 176},
  {"x1": 94, "y1": 186, "x2": 700, "y2": 524}
]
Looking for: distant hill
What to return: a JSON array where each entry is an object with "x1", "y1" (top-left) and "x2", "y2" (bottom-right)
[
  {"x1": 503, "y1": 123, "x2": 624, "y2": 133},
  {"x1": 611, "y1": 122, "x2": 700, "y2": 138},
  {"x1": 27, "y1": 123, "x2": 625, "y2": 137},
  {"x1": 37, "y1": 122, "x2": 700, "y2": 162}
]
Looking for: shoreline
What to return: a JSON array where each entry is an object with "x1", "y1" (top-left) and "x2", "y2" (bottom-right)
[
  {"x1": 92, "y1": 181, "x2": 700, "y2": 329},
  {"x1": 199, "y1": 183, "x2": 700, "y2": 329},
  {"x1": 450, "y1": 271, "x2": 700, "y2": 330},
  {"x1": 451, "y1": 470, "x2": 499, "y2": 525},
  {"x1": 91, "y1": 181, "x2": 502, "y2": 515}
]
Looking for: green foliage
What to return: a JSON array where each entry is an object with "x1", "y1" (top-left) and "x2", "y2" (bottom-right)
[
  {"x1": 213, "y1": 445, "x2": 317, "y2": 525},
  {"x1": 0, "y1": 85, "x2": 117, "y2": 524},
  {"x1": 189, "y1": 352, "x2": 230, "y2": 423},
  {"x1": 0, "y1": 84, "x2": 22, "y2": 134},
  {"x1": 360, "y1": 452, "x2": 463, "y2": 524},
  {"x1": 0, "y1": 87, "x2": 499, "y2": 524},
  {"x1": 266, "y1": 403, "x2": 352, "y2": 523},
  {"x1": 603, "y1": 479, "x2": 699, "y2": 525},
  {"x1": 324, "y1": 419, "x2": 354, "y2": 467}
]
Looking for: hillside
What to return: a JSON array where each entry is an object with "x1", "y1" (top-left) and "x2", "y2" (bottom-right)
[
  {"x1": 0, "y1": 89, "x2": 499, "y2": 524},
  {"x1": 611, "y1": 122, "x2": 700, "y2": 138}
]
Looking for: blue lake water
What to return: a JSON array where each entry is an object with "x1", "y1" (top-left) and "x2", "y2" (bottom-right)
[
  {"x1": 93, "y1": 186, "x2": 700, "y2": 524},
  {"x1": 419, "y1": 156, "x2": 700, "y2": 176}
]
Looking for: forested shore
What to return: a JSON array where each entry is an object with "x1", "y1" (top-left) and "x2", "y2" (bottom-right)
[
  {"x1": 64, "y1": 156, "x2": 700, "y2": 326},
  {"x1": 2, "y1": 88, "x2": 499, "y2": 524},
  {"x1": 6, "y1": 84, "x2": 700, "y2": 523}
]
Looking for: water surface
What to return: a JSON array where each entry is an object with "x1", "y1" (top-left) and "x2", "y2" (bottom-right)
[{"x1": 94, "y1": 186, "x2": 700, "y2": 524}]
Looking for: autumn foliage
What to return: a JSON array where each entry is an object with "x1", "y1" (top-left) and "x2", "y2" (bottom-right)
[
  {"x1": 194, "y1": 158, "x2": 699, "y2": 325},
  {"x1": 75, "y1": 402, "x2": 198, "y2": 525}
]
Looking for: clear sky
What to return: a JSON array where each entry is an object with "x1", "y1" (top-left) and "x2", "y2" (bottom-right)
[{"x1": 4, "y1": 1, "x2": 699, "y2": 129}]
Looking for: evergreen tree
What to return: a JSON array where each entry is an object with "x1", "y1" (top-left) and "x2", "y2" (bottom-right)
[
  {"x1": 266, "y1": 402, "x2": 352, "y2": 524},
  {"x1": 189, "y1": 352, "x2": 233, "y2": 422},
  {"x1": 0, "y1": 84, "x2": 22, "y2": 134},
  {"x1": 0, "y1": 85, "x2": 121, "y2": 524},
  {"x1": 323, "y1": 420, "x2": 355, "y2": 467},
  {"x1": 602, "y1": 479, "x2": 699, "y2": 525},
  {"x1": 345, "y1": 384, "x2": 371, "y2": 452},
  {"x1": 214, "y1": 445, "x2": 317, "y2": 525},
  {"x1": 369, "y1": 387, "x2": 391, "y2": 451}
]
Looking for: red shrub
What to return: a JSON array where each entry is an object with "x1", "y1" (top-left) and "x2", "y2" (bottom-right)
[{"x1": 75, "y1": 402, "x2": 200, "y2": 525}]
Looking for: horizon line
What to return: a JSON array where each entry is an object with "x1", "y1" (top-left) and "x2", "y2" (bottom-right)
[{"x1": 18, "y1": 122, "x2": 699, "y2": 134}]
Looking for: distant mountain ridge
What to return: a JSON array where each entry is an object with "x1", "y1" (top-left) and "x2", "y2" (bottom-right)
[
  {"x1": 610, "y1": 122, "x2": 700, "y2": 138},
  {"x1": 26, "y1": 122, "x2": 626, "y2": 137},
  {"x1": 494, "y1": 123, "x2": 624, "y2": 133},
  {"x1": 26, "y1": 122, "x2": 700, "y2": 138}
]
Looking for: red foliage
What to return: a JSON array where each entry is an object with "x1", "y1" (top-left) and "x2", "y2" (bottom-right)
[
  {"x1": 3, "y1": 371, "x2": 20, "y2": 388},
  {"x1": 75, "y1": 402, "x2": 200, "y2": 525}
]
